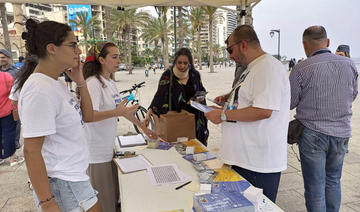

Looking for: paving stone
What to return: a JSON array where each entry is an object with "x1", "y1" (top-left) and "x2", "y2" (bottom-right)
[
  {"x1": 347, "y1": 202, "x2": 360, "y2": 211},
  {"x1": 276, "y1": 190, "x2": 306, "y2": 212},
  {"x1": 278, "y1": 172, "x2": 304, "y2": 192},
  {"x1": 0, "y1": 195, "x2": 36, "y2": 212},
  {"x1": 339, "y1": 204, "x2": 359, "y2": 212}
]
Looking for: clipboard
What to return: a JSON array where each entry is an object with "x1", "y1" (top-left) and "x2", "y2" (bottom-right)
[
  {"x1": 117, "y1": 134, "x2": 147, "y2": 148},
  {"x1": 114, "y1": 155, "x2": 152, "y2": 174}
]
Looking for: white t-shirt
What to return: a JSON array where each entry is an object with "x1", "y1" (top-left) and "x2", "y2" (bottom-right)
[
  {"x1": 85, "y1": 76, "x2": 122, "y2": 163},
  {"x1": 9, "y1": 82, "x2": 19, "y2": 101},
  {"x1": 221, "y1": 54, "x2": 290, "y2": 173},
  {"x1": 18, "y1": 73, "x2": 89, "y2": 181}
]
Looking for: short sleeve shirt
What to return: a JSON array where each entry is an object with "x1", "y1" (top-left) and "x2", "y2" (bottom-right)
[{"x1": 221, "y1": 54, "x2": 290, "y2": 173}]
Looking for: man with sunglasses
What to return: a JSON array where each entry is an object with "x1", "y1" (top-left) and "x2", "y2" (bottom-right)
[{"x1": 205, "y1": 25, "x2": 290, "y2": 202}]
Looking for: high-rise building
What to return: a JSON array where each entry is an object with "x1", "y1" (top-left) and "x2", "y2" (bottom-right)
[
  {"x1": 215, "y1": 9, "x2": 227, "y2": 47},
  {"x1": 226, "y1": 10, "x2": 237, "y2": 38},
  {"x1": 167, "y1": 6, "x2": 190, "y2": 55},
  {"x1": 1, "y1": 3, "x2": 67, "y2": 59}
]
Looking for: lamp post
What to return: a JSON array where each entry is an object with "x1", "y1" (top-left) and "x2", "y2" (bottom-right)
[{"x1": 270, "y1": 29, "x2": 280, "y2": 60}]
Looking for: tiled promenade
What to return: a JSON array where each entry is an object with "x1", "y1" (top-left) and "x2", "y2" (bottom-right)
[{"x1": 1, "y1": 65, "x2": 359, "y2": 211}]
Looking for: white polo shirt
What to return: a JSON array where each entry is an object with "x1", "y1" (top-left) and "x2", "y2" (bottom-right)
[{"x1": 221, "y1": 54, "x2": 290, "y2": 173}]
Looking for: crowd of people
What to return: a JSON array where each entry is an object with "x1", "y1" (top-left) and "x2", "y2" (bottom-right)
[{"x1": 0, "y1": 17, "x2": 357, "y2": 212}]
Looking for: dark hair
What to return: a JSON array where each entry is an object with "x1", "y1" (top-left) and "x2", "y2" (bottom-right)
[
  {"x1": 14, "y1": 18, "x2": 72, "y2": 92},
  {"x1": 14, "y1": 54, "x2": 38, "y2": 93},
  {"x1": 225, "y1": 25, "x2": 260, "y2": 46},
  {"x1": 83, "y1": 42, "x2": 117, "y2": 88},
  {"x1": 172, "y1": 48, "x2": 195, "y2": 71},
  {"x1": 18, "y1": 56, "x2": 24, "y2": 62},
  {"x1": 303, "y1": 25, "x2": 327, "y2": 43}
]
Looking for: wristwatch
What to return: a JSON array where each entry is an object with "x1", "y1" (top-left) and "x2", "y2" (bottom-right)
[{"x1": 221, "y1": 111, "x2": 227, "y2": 121}]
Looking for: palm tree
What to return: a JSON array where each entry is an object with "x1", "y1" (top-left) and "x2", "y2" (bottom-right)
[
  {"x1": 189, "y1": 7, "x2": 205, "y2": 70},
  {"x1": 111, "y1": 9, "x2": 150, "y2": 74},
  {"x1": 104, "y1": 6, "x2": 113, "y2": 41},
  {"x1": 141, "y1": 18, "x2": 162, "y2": 50},
  {"x1": 155, "y1": 6, "x2": 170, "y2": 70},
  {"x1": 213, "y1": 44, "x2": 221, "y2": 61},
  {"x1": 141, "y1": 17, "x2": 173, "y2": 66},
  {"x1": 0, "y1": 3, "x2": 11, "y2": 52},
  {"x1": 201, "y1": 6, "x2": 218, "y2": 73},
  {"x1": 177, "y1": 6, "x2": 184, "y2": 48},
  {"x1": 69, "y1": 12, "x2": 100, "y2": 55}
]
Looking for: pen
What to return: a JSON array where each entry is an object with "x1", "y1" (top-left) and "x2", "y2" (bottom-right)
[
  {"x1": 206, "y1": 98, "x2": 224, "y2": 106},
  {"x1": 175, "y1": 181, "x2": 192, "y2": 190}
]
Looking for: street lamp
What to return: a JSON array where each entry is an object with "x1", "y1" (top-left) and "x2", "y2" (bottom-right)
[{"x1": 270, "y1": 29, "x2": 280, "y2": 60}]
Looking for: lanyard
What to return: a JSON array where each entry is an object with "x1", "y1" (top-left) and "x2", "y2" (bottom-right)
[
  {"x1": 310, "y1": 49, "x2": 331, "y2": 57},
  {"x1": 222, "y1": 68, "x2": 250, "y2": 113}
]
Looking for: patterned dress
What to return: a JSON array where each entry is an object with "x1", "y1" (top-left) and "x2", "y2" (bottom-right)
[{"x1": 149, "y1": 67, "x2": 209, "y2": 145}]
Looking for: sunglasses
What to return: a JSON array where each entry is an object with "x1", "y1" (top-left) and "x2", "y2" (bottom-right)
[{"x1": 226, "y1": 40, "x2": 251, "y2": 54}]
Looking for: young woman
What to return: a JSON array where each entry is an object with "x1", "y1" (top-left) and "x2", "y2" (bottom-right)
[
  {"x1": 83, "y1": 42, "x2": 155, "y2": 212},
  {"x1": 16, "y1": 19, "x2": 101, "y2": 212},
  {"x1": 144, "y1": 48, "x2": 209, "y2": 145}
]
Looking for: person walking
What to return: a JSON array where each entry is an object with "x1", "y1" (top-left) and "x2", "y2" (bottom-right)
[{"x1": 290, "y1": 26, "x2": 358, "y2": 212}]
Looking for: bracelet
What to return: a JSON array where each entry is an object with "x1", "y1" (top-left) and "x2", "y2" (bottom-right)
[
  {"x1": 76, "y1": 81, "x2": 87, "y2": 88},
  {"x1": 39, "y1": 195, "x2": 55, "y2": 206}
]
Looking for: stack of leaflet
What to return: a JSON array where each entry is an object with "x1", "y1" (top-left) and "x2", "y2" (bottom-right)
[
  {"x1": 193, "y1": 180, "x2": 254, "y2": 212},
  {"x1": 183, "y1": 152, "x2": 217, "y2": 163},
  {"x1": 193, "y1": 191, "x2": 254, "y2": 212}
]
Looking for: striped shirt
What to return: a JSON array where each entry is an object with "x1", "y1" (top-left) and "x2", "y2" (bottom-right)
[{"x1": 290, "y1": 48, "x2": 358, "y2": 138}]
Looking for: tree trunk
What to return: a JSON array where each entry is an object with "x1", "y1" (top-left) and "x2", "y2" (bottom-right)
[
  {"x1": 12, "y1": 3, "x2": 25, "y2": 56},
  {"x1": 104, "y1": 6, "x2": 113, "y2": 41},
  {"x1": 161, "y1": 37, "x2": 166, "y2": 68},
  {"x1": 154, "y1": 40, "x2": 159, "y2": 61},
  {"x1": 84, "y1": 33, "x2": 89, "y2": 56},
  {"x1": 177, "y1": 6, "x2": 184, "y2": 48},
  {"x1": 0, "y1": 3, "x2": 11, "y2": 53},
  {"x1": 209, "y1": 17, "x2": 214, "y2": 73},
  {"x1": 127, "y1": 27, "x2": 132, "y2": 74},
  {"x1": 197, "y1": 27, "x2": 202, "y2": 70},
  {"x1": 162, "y1": 9, "x2": 169, "y2": 70},
  {"x1": 191, "y1": 31, "x2": 195, "y2": 61}
]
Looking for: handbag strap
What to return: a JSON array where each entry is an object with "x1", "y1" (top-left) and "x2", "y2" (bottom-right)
[{"x1": 169, "y1": 68, "x2": 173, "y2": 111}]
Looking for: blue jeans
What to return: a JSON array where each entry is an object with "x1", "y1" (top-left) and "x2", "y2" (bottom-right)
[
  {"x1": 232, "y1": 165, "x2": 281, "y2": 202},
  {"x1": 15, "y1": 120, "x2": 21, "y2": 149},
  {"x1": 33, "y1": 178, "x2": 98, "y2": 212},
  {"x1": 0, "y1": 114, "x2": 17, "y2": 159},
  {"x1": 299, "y1": 127, "x2": 348, "y2": 212}
]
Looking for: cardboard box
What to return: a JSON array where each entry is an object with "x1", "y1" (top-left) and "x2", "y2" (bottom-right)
[{"x1": 154, "y1": 110, "x2": 196, "y2": 142}]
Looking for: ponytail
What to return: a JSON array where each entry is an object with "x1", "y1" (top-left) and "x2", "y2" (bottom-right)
[{"x1": 14, "y1": 54, "x2": 38, "y2": 93}]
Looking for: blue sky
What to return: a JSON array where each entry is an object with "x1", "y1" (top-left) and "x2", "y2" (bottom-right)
[{"x1": 252, "y1": 0, "x2": 360, "y2": 59}]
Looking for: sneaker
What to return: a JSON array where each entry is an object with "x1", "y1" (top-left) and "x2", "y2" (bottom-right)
[
  {"x1": 10, "y1": 156, "x2": 25, "y2": 167},
  {"x1": 0, "y1": 159, "x2": 5, "y2": 165}
]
